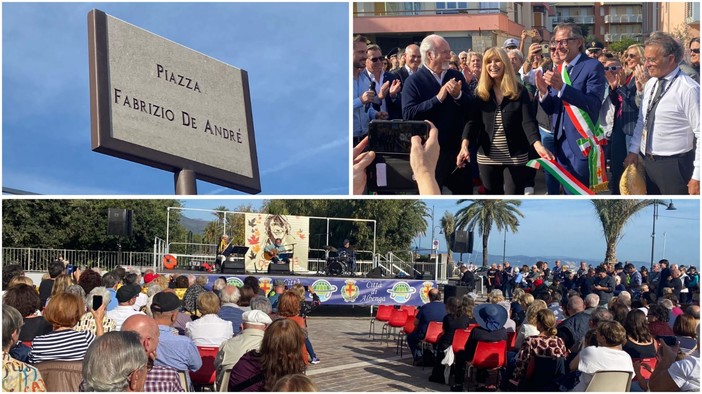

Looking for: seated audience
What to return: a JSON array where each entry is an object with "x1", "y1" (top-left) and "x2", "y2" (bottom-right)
[
  {"x1": 215, "y1": 310, "x2": 272, "y2": 389},
  {"x1": 101, "y1": 272, "x2": 121, "y2": 311},
  {"x1": 75, "y1": 286, "x2": 117, "y2": 335},
  {"x1": 2, "y1": 264, "x2": 25, "y2": 293},
  {"x1": 407, "y1": 288, "x2": 446, "y2": 363},
  {"x1": 2, "y1": 305, "x2": 46, "y2": 392},
  {"x1": 250, "y1": 295, "x2": 273, "y2": 315},
  {"x1": 182, "y1": 275, "x2": 208, "y2": 315},
  {"x1": 151, "y1": 292, "x2": 202, "y2": 387},
  {"x1": 452, "y1": 303, "x2": 508, "y2": 391},
  {"x1": 570, "y1": 320, "x2": 634, "y2": 391},
  {"x1": 646, "y1": 337, "x2": 700, "y2": 391},
  {"x1": 673, "y1": 314, "x2": 699, "y2": 356},
  {"x1": 106, "y1": 284, "x2": 146, "y2": 330},
  {"x1": 228, "y1": 318, "x2": 307, "y2": 391},
  {"x1": 238, "y1": 285, "x2": 255, "y2": 312},
  {"x1": 623, "y1": 309, "x2": 657, "y2": 359},
  {"x1": 429, "y1": 296, "x2": 476, "y2": 383},
  {"x1": 648, "y1": 304, "x2": 675, "y2": 337},
  {"x1": 2, "y1": 284, "x2": 53, "y2": 344},
  {"x1": 271, "y1": 373, "x2": 318, "y2": 392},
  {"x1": 515, "y1": 299, "x2": 547, "y2": 349},
  {"x1": 8, "y1": 275, "x2": 35, "y2": 289},
  {"x1": 121, "y1": 314, "x2": 184, "y2": 392},
  {"x1": 82, "y1": 331, "x2": 148, "y2": 392},
  {"x1": 509, "y1": 309, "x2": 568, "y2": 387},
  {"x1": 186, "y1": 291, "x2": 233, "y2": 347},
  {"x1": 123, "y1": 273, "x2": 148, "y2": 312},
  {"x1": 38, "y1": 260, "x2": 65, "y2": 307},
  {"x1": 77, "y1": 269, "x2": 103, "y2": 296},
  {"x1": 218, "y1": 285, "x2": 243, "y2": 334},
  {"x1": 557, "y1": 296, "x2": 589, "y2": 350},
  {"x1": 583, "y1": 294, "x2": 600, "y2": 315},
  {"x1": 29, "y1": 293, "x2": 104, "y2": 363}
]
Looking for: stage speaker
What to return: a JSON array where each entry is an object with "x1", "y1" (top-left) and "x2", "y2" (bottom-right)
[
  {"x1": 222, "y1": 261, "x2": 245, "y2": 275},
  {"x1": 366, "y1": 267, "x2": 384, "y2": 278},
  {"x1": 443, "y1": 284, "x2": 470, "y2": 304},
  {"x1": 107, "y1": 208, "x2": 133, "y2": 237},
  {"x1": 451, "y1": 230, "x2": 473, "y2": 253},
  {"x1": 268, "y1": 263, "x2": 291, "y2": 275}
]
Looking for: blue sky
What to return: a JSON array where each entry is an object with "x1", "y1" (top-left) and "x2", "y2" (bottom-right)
[
  {"x1": 2, "y1": 2, "x2": 349, "y2": 195},
  {"x1": 175, "y1": 198, "x2": 700, "y2": 264}
]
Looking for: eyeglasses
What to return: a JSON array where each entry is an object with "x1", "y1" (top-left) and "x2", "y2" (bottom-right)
[
  {"x1": 603, "y1": 66, "x2": 621, "y2": 71},
  {"x1": 369, "y1": 57, "x2": 383, "y2": 63},
  {"x1": 554, "y1": 38, "x2": 578, "y2": 46},
  {"x1": 691, "y1": 48, "x2": 700, "y2": 54},
  {"x1": 549, "y1": 47, "x2": 557, "y2": 52},
  {"x1": 625, "y1": 53, "x2": 638, "y2": 59}
]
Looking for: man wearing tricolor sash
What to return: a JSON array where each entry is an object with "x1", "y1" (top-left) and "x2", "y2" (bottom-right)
[{"x1": 535, "y1": 23, "x2": 607, "y2": 193}]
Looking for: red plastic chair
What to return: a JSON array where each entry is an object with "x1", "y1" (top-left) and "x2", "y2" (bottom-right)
[
  {"x1": 189, "y1": 346, "x2": 218, "y2": 389},
  {"x1": 419, "y1": 321, "x2": 444, "y2": 369},
  {"x1": 452, "y1": 327, "x2": 472, "y2": 353},
  {"x1": 370, "y1": 305, "x2": 394, "y2": 340},
  {"x1": 382, "y1": 309, "x2": 408, "y2": 347},
  {"x1": 506, "y1": 331, "x2": 517, "y2": 351},
  {"x1": 467, "y1": 340, "x2": 507, "y2": 388},
  {"x1": 400, "y1": 305, "x2": 418, "y2": 318},
  {"x1": 633, "y1": 357, "x2": 657, "y2": 381},
  {"x1": 397, "y1": 316, "x2": 417, "y2": 357}
]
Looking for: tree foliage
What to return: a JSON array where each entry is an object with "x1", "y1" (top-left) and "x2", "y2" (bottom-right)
[
  {"x1": 454, "y1": 199, "x2": 523, "y2": 267},
  {"x1": 591, "y1": 199, "x2": 663, "y2": 263},
  {"x1": 2, "y1": 200, "x2": 184, "y2": 252},
  {"x1": 608, "y1": 37, "x2": 640, "y2": 54}
]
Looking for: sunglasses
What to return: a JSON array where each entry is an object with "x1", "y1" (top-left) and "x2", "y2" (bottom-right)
[
  {"x1": 691, "y1": 48, "x2": 700, "y2": 54},
  {"x1": 603, "y1": 66, "x2": 621, "y2": 71},
  {"x1": 369, "y1": 57, "x2": 383, "y2": 63},
  {"x1": 624, "y1": 53, "x2": 638, "y2": 59}
]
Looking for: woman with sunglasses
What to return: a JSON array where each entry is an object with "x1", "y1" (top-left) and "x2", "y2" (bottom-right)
[
  {"x1": 680, "y1": 38, "x2": 700, "y2": 83},
  {"x1": 606, "y1": 50, "x2": 641, "y2": 194},
  {"x1": 458, "y1": 47, "x2": 554, "y2": 194}
]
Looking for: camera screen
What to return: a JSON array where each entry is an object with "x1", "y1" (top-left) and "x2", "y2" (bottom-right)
[{"x1": 369, "y1": 121, "x2": 428, "y2": 154}]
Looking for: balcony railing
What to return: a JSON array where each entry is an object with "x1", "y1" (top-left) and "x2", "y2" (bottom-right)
[
  {"x1": 552, "y1": 15, "x2": 594, "y2": 24},
  {"x1": 604, "y1": 14, "x2": 643, "y2": 24},
  {"x1": 604, "y1": 33, "x2": 643, "y2": 42},
  {"x1": 354, "y1": 7, "x2": 507, "y2": 17}
]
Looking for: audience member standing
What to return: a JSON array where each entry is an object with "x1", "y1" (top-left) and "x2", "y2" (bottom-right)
[
  {"x1": 624, "y1": 32, "x2": 700, "y2": 195},
  {"x1": 402, "y1": 34, "x2": 473, "y2": 194}
]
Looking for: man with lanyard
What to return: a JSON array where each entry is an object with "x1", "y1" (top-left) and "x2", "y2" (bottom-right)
[
  {"x1": 338, "y1": 239, "x2": 356, "y2": 276},
  {"x1": 264, "y1": 238, "x2": 290, "y2": 271},
  {"x1": 535, "y1": 23, "x2": 606, "y2": 192},
  {"x1": 624, "y1": 32, "x2": 700, "y2": 195}
]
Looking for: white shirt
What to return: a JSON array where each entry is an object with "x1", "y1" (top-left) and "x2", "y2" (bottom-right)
[
  {"x1": 366, "y1": 69, "x2": 388, "y2": 113},
  {"x1": 106, "y1": 305, "x2": 145, "y2": 331},
  {"x1": 405, "y1": 64, "x2": 416, "y2": 76},
  {"x1": 669, "y1": 356, "x2": 700, "y2": 391},
  {"x1": 427, "y1": 67, "x2": 463, "y2": 100},
  {"x1": 132, "y1": 293, "x2": 148, "y2": 312},
  {"x1": 628, "y1": 67, "x2": 700, "y2": 180},
  {"x1": 572, "y1": 346, "x2": 634, "y2": 392},
  {"x1": 186, "y1": 314, "x2": 233, "y2": 347}
]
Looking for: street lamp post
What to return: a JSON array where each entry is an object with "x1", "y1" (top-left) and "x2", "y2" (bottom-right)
[
  {"x1": 502, "y1": 229, "x2": 507, "y2": 264},
  {"x1": 650, "y1": 200, "x2": 676, "y2": 271}
]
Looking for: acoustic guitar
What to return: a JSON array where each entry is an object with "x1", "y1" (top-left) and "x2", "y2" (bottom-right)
[{"x1": 263, "y1": 248, "x2": 279, "y2": 260}]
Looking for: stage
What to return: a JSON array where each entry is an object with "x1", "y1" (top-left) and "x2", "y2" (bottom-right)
[{"x1": 161, "y1": 270, "x2": 437, "y2": 307}]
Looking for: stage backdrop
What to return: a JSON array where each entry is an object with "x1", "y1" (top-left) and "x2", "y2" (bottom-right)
[
  {"x1": 207, "y1": 275, "x2": 437, "y2": 306},
  {"x1": 244, "y1": 213, "x2": 310, "y2": 272}
]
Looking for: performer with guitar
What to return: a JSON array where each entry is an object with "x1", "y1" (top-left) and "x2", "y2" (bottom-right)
[
  {"x1": 215, "y1": 235, "x2": 234, "y2": 273},
  {"x1": 264, "y1": 238, "x2": 290, "y2": 273}
]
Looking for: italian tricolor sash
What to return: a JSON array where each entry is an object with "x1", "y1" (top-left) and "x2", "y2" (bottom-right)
[
  {"x1": 527, "y1": 158, "x2": 594, "y2": 195},
  {"x1": 560, "y1": 63, "x2": 608, "y2": 192}
]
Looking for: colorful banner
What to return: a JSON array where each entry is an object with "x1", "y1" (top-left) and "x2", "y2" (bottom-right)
[
  {"x1": 244, "y1": 213, "x2": 310, "y2": 272},
  {"x1": 208, "y1": 275, "x2": 437, "y2": 307}
]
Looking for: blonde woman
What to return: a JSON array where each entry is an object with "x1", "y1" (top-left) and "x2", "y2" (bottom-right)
[
  {"x1": 458, "y1": 47, "x2": 553, "y2": 194},
  {"x1": 514, "y1": 299, "x2": 548, "y2": 349}
]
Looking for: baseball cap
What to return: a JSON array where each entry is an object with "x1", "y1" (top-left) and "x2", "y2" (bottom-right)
[
  {"x1": 116, "y1": 284, "x2": 142, "y2": 303},
  {"x1": 144, "y1": 272, "x2": 160, "y2": 284},
  {"x1": 503, "y1": 38, "x2": 519, "y2": 49},
  {"x1": 242, "y1": 310, "x2": 273, "y2": 326},
  {"x1": 151, "y1": 292, "x2": 182, "y2": 313}
]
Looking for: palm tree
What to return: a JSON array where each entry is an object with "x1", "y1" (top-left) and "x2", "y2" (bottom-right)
[
  {"x1": 591, "y1": 199, "x2": 663, "y2": 263},
  {"x1": 455, "y1": 200, "x2": 523, "y2": 267},
  {"x1": 440, "y1": 211, "x2": 455, "y2": 263}
]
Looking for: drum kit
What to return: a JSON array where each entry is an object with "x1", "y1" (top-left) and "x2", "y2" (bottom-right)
[{"x1": 322, "y1": 245, "x2": 354, "y2": 276}]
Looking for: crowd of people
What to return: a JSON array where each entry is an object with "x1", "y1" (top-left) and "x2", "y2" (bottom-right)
[
  {"x1": 407, "y1": 258, "x2": 699, "y2": 391},
  {"x1": 353, "y1": 25, "x2": 700, "y2": 195},
  {"x1": 1, "y1": 260, "x2": 320, "y2": 392}
]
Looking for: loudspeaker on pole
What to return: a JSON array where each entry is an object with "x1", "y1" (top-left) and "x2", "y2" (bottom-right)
[
  {"x1": 107, "y1": 208, "x2": 134, "y2": 237},
  {"x1": 451, "y1": 230, "x2": 473, "y2": 253}
]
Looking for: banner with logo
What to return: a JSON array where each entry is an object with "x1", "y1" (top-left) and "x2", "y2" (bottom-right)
[
  {"x1": 244, "y1": 213, "x2": 310, "y2": 272},
  {"x1": 209, "y1": 275, "x2": 438, "y2": 306}
]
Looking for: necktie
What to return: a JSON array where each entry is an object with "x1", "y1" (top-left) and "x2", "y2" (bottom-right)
[{"x1": 643, "y1": 78, "x2": 667, "y2": 154}]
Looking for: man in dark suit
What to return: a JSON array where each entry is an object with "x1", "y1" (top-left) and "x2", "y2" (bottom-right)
[
  {"x1": 393, "y1": 44, "x2": 421, "y2": 86},
  {"x1": 536, "y1": 23, "x2": 606, "y2": 191},
  {"x1": 365, "y1": 44, "x2": 402, "y2": 120},
  {"x1": 402, "y1": 34, "x2": 473, "y2": 194}
]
